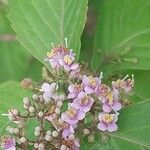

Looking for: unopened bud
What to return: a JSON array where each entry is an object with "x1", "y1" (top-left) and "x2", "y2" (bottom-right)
[
  {"x1": 45, "y1": 135, "x2": 52, "y2": 141},
  {"x1": 55, "y1": 108, "x2": 60, "y2": 114},
  {"x1": 34, "y1": 130, "x2": 40, "y2": 136},
  {"x1": 57, "y1": 101, "x2": 63, "y2": 108},
  {"x1": 32, "y1": 94, "x2": 38, "y2": 100},
  {"x1": 38, "y1": 143, "x2": 44, "y2": 149},
  {"x1": 38, "y1": 111, "x2": 44, "y2": 117},
  {"x1": 60, "y1": 145, "x2": 67, "y2": 150},
  {"x1": 46, "y1": 130, "x2": 51, "y2": 135},
  {"x1": 88, "y1": 135, "x2": 95, "y2": 143},
  {"x1": 23, "y1": 97, "x2": 30, "y2": 105},
  {"x1": 29, "y1": 106, "x2": 35, "y2": 113},
  {"x1": 83, "y1": 128, "x2": 90, "y2": 135},
  {"x1": 20, "y1": 137, "x2": 26, "y2": 143},
  {"x1": 13, "y1": 128, "x2": 19, "y2": 134},
  {"x1": 34, "y1": 143, "x2": 39, "y2": 149},
  {"x1": 52, "y1": 130, "x2": 58, "y2": 138},
  {"x1": 68, "y1": 134, "x2": 75, "y2": 140}
]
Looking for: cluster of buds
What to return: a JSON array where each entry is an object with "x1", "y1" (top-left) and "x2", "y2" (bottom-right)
[{"x1": 1, "y1": 40, "x2": 134, "y2": 150}]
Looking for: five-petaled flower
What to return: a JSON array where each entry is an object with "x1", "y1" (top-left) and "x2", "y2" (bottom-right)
[{"x1": 97, "y1": 113, "x2": 118, "y2": 132}]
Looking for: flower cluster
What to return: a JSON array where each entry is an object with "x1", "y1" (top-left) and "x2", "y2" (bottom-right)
[{"x1": 1, "y1": 41, "x2": 134, "y2": 150}]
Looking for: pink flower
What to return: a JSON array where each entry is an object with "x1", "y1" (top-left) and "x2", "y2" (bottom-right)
[
  {"x1": 1, "y1": 136, "x2": 16, "y2": 150},
  {"x1": 61, "y1": 106, "x2": 85, "y2": 125},
  {"x1": 112, "y1": 75, "x2": 134, "y2": 93},
  {"x1": 82, "y1": 75, "x2": 101, "y2": 94},
  {"x1": 68, "y1": 84, "x2": 84, "y2": 99},
  {"x1": 101, "y1": 91, "x2": 122, "y2": 113},
  {"x1": 59, "y1": 51, "x2": 79, "y2": 72},
  {"x1": 45, "y1": 45, "x2": 69, "y2": 69},
  {"x1": 41, "y1": 82, "x2": 57, "y2": 102},
  {"x1": 71, "y1": 92, "x2": 94, "y2": 113},
  {"x1": 97, "y1": 113, "x2": 118, "y2": 132},
  {"x1": 61, "y1": 123, "x2": 76, "y2": 138}
]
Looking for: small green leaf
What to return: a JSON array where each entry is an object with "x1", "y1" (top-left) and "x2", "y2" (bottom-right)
[
  {"x1": 91, "y1": 0, "x2": 150, "y2": 73},
  {"x1": 8, "y1": 0, "x2": 88, "y2": 67}
]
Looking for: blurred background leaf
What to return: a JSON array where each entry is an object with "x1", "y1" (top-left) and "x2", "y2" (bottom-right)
[{"x1": 0, "y1": 3, "x2": 42, "y2": 82}]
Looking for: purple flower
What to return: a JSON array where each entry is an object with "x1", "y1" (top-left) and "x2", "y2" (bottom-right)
[
  {"x1": 101, "y1": 91, "x2": 122, "y2": 113},
  {"x1": 112, "y1": 75, "x2": 134, "y2": 93},
  {"x1": 1, "y1": 136, "x2": 16, "y2": 150},
  {"x1": 46, "y1": 45, "x2": 69, "y2": 69},
  {"x1": 68, "y1": 84, "x2": 84, "y2": 99},
  {"x1": 61, "y1": 123, "x2": 76, "y2": 138},
  {"x1": 71, "y1": 92, "x2": 94, "y2": 113},
  {"x1": 82, "y1": 75, "x2": 101, "y2": 94},
  {"x1": 59, "y1": 52, "x2": 79, "y2": 72},
  {"x1": 97, "y1": 113, "x2": 118, "y2": 132},
  {"x1": 61, "y1": 106, "x2": 85, "y2": 125},
  {"x1": 41, "y1": 82, "x2": 57, "y2": 102}
]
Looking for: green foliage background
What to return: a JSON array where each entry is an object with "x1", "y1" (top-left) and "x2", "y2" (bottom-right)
[{"x1": 0, "y1": 0, "x2": 150, "y2": 149}]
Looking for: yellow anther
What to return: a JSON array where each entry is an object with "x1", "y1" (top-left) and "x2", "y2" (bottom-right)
[
  {"x1": 67, "y1": 109, "x2": 77, "y2": 118},
  {"x1": 79, "y1": 96, "x2": 89, "y2": 105},
  {"x1": 88, "y1": 76, "x2": 96, "y2": 86},
  {"x1": 103, "y1": 114, "x2": 113, "y2": 123},
  {"x1": 64, "y1": 55, "x2": 73, "y2": 65}
]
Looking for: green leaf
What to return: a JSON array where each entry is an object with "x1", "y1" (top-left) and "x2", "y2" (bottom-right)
[
  {"x1": 91, "y1": 0, "x2": 150, "y2": 73},
  {"x1": 8, "y1": 0, "x2": 88, "y2": 67},
  {"x1": 0, "y1": 81, "x2": 32, "y2": 136},
  {"x1": 81, "y1": 100, "x2": 150, "y2": 150}
]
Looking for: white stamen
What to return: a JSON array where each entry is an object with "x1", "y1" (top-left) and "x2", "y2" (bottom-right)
[
  {"x1": 114, "y1": 110, "x2": 119, "y2": 115},
  {"x1": 64, "y1": 38, "x2": 68, "y2": 47},
  {"x1": 123, "y1": 74, "x2": 129, "y2": 80},
  {"x1": 51, "y1": 42, "x2": 55, "y2": 48},
  {"x1": 131, "y1": 74, "x2": 134, "y2": 80},
  {"x1": 1, "y1": 113, "x2": 9, "y2": 116},
  {"x1": 100, "y1": 72, "x2": 103, "y2": 79}
]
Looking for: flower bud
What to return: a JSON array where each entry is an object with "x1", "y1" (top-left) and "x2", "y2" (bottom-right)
[
  {"x1": 34, "y1": 130, "x2": 40, "y2": 136},
  {"x1": 88, "y1": 135, "x2": 95, "y2": 143},
  {"x1": 32, "y1": 94, "x2": 38, "y2": 100},
  {"x1": 13, "y1": 128, "x2": 19, "y2": 134},
  {"x1": 68, "y1": 134, "x2": 75, "y2": 140},
  {"x1": 59, "y1": 95, "x2": 65, "y2": 101},
  {"x1": 55, "y1": 108, "x2": 60, "y2": 114},
  {"x1": 52, "y1": 130, "x2": 58, "y2": 138},
  {"x1": 57, "y1": 101, "x2": 63, "y2": 108},
  {"x1": 29, "y1": 106, "x2": 35, "y2": 113},
  {"x1": 46, "y1": 130, "x2": 51, "y2": 135},
  {"x1": 34, "y1": 143, "x2": 39, "y2": 149},
  {"x1": 20, "y1": 137, "x2": 26, "y2": 143},
  {"x1": 23, "y1": 104, "x2": 29, "y2": 110},
  {"x1": 38, "y1": 111, "x2": 44, "y2": 117},
  {"x1": 83, "y1": 128, "x2": 90, "y2": 135},
  {"x1": 60, "y1": 145, "x2": 67, "y2": 150},
  {"x1": 35, "y1": 126, "x2": 42, "y2": 131},
  {"x1": 23, "y1": 97, "x2": 30, "y2": 105},
  {"x1": 38, "y1": 143, "x2": 44, "y2": 149},
  {"x1": 45, "y1": 135, "x2": 52, "y2": 141}
]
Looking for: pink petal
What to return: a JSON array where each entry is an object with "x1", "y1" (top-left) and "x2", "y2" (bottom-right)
[
  {"x1": 71, "y1": 63, "x2": 79, "y2": 70},
  {"x1": 97, "y1": 122, "x2": 107, "y2": 131},
  {"x1": 41, "y1": 82, "x2": 50, "y2": 92},
  {"x1": 102, "y1": 104, "x2": 112, "y2": 113},
  {"x1": 112, "y1": 101, "x2": 122, "y2": 111},
  {"x1": 68, "y1": 93, "x2": 76, "y2": 99},
  {"x1": 107, "y1": 123, "x2": 118, "y2": 132},
  {"x1": 84, "y1": 86, "x2": 94, "y2": 94}
]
